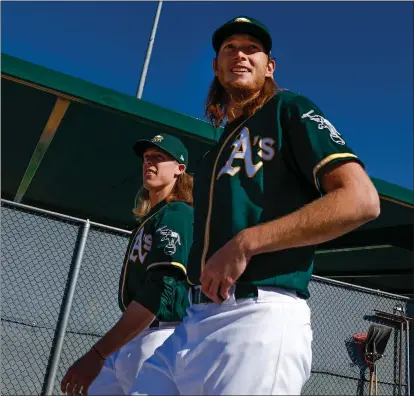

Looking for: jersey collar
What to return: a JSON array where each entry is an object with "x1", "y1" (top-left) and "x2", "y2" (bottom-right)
[{"x1": 147, "y1": 199, "x2": 167, "y2": 217}]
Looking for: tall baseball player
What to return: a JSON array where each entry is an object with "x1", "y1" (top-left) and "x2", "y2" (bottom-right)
[
  {"x1": 130, "y1": 16, "x2": 381, "y2": 395},
  {"x1": 60, "y1": 134, "x2": 194, "y2": 396}
]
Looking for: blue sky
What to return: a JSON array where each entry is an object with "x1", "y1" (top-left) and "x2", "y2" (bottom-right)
[{"x1": 2, "y1": 1, "x2": 413, "y2": 189}]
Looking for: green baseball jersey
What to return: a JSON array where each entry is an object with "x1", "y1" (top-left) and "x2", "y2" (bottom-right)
[
  {"x1": 187, "y1": 90, "x2": 364, "y2": 298},
  {"x1": 118, "y1": 200, "x2": 193, "y2": 321}
]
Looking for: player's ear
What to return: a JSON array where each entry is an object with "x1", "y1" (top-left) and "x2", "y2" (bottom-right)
[
  {"x1": 176, "y1": 163, "x2": 186, "y2": 176},
  {"x1": 265, "y1": 57, "x2": 276, "y2": 78},
  {"x1": 213, "y1": 58, "x2": 218, "y2": 77}
]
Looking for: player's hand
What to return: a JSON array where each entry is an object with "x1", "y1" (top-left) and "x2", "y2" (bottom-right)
[
  {"x1": 60, "y1": 348, "x2": 105, "y2": 396},
  {"x1": 200, "y1": 232, "x2": 250, "y2": 304}
]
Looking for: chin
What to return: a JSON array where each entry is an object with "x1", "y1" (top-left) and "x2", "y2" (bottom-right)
[
  {"x1": 143, "y1": 180, "x2": 157, "y2": 190},
  {"x1": 225, "y1": 79, "x2": 257, "y2": 92}
]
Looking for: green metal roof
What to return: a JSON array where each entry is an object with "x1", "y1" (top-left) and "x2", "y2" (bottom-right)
[
  {"x1": 314, "y1": 245, "x2": 412, "y2": 295},
  {"x1": 1, "y1": 53, "x2": 220, "y2": 144}
]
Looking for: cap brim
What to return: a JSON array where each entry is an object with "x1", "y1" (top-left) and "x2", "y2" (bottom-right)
[
  {"x1": 133, "y1": 140, "x2": 157, "y2": 158},
  {"x1": 133, "y1": 140, "x2": 181, "y2": 163},
  {"x1": 213, "y1": 23, "x2": 272, "y2": 53}
]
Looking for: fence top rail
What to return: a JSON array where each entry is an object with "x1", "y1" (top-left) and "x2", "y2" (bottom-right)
[
  {"x1": 2, "y1": 199, "x2": 410, "y2": 301},
  {"x1": 311, "y1": 274, "x2": 410, "y2": 300},
  {"x1": 1, "y1": 199, "x2": 132, "y2": 235}
]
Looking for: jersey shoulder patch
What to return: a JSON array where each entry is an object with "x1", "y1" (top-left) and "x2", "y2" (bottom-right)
[{"x1": 156, "y1": 225, "x2": 182, "y2": 256}]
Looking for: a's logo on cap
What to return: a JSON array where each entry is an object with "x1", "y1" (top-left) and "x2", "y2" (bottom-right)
[
  {"x1": 234, "y1": 17, "x2": 251, "y2": 23},
  {"x1": 180, "y1": 155, "x2": 184, "y2": 161},
  {"x1": 151, "y1": 135, "x2": 164, "y2": 143}
]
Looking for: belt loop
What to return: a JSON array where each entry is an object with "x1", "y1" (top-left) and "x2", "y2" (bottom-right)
[
  {"x1": 188, "y1": 287, "x2": 193, "y2": 305},
  {"x1": 192, "y1": 285, "x2": 205, "y2": 304},
  {"x1": 191, "y1": 285, "x2": 201, "y2": 305},
  {"x1": 195, "y1": 286, "x2": 202, "y2": 304}
]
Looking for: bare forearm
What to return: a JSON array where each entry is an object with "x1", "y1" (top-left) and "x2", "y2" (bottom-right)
[
  {"x1": 240, "y1": 186, "x2": 380, "y2": 257},
  {"x1": 94, "y1": 301, "x2": 155, "y2": 359}
]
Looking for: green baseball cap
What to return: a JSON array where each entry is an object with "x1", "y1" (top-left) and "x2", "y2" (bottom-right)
[
  {"x1": 133, "y1": 133, "x2": 188, "y2": 167},
  {"x1": 212, "y1": 16, "x2": 272, "y2": 54}
]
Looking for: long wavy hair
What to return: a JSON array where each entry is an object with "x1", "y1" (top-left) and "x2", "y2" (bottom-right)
[
  {"x1": 133, "y1": 172, "x2": 193, "y2": 220},
  {"x1": 205, "y1": 56, "x2": 280, "y2": 127}
]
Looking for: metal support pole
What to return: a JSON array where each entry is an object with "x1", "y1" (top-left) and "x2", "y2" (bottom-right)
[
  {"x1": 406, "y1": 319, "x2": 411, "y2": 396},
  {"x1": 136, "y1": 0, "x2": 163, "y2": 99},
  {"x1": 374, "y1": 308, "x2": 414, "y2": 396},
  {"x1": 42, "y1": 220, "x2": 91, "y2": 395},
  {"x1": 400, "y1": 321, "x2": 404, "y2": 395}
]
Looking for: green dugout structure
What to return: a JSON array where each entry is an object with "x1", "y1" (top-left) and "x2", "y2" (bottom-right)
[
  {"x1": 2, "y1": 53, "x2": 412, "y2": 296},
  {"x1": 1, "y1": 53, "x2": 413, "y2": 396}
]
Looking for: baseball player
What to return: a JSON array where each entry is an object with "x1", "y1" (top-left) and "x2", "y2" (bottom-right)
[
  {"x1": 61, "y1": 134, "x2": 194, "y2": 396},
  {"x1": 130, "y1": 16, "x2": 381, "y2": 395}
]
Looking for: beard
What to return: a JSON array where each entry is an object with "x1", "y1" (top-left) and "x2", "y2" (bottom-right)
[{"x1": 221, "y1": 76, "x2": 266, "y2": 106}]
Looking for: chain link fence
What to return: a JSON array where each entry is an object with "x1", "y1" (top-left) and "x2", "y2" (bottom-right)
[
  {"x1": 304, "y1": 276, "x2": 411, "y2": 395},
  {"x1": 1, "y1": 202, "x2": 82, "y2": 395},
  {"x1": 1, "y1": 199, "x2": 412, "y2": 395},
  {"x1": 54, "y1": 226, "x2": 131, "y2": 396}
]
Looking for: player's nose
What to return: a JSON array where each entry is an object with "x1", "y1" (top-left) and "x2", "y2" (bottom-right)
[
  {"x1": 144, "y1": 158, "x2": 154, "y2": 167},
  {"x1": 234, "y1": 49, "x2": 248, "y2": 60}
]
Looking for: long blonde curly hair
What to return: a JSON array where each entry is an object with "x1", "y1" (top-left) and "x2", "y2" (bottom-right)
[{"x1": 132, "y1": 172, "x2": 193, "y2": 220}]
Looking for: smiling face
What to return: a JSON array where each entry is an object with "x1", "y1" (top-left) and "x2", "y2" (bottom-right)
[
  {"x1": 142, "y1": 147, "x2": 185, "y2": 191},
  {"x1": 214, "y1": 34, "x2": 275, "y2": 94}
]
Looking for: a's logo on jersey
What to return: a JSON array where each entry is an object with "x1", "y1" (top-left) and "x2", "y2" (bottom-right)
[
  {"x1": 129, "y1": 227, "x2": 152, "y2": 264},
  {"x1": 156, "y1": 226, "x2": 181, "y2": 256},
  {"x1": 217, "y1": 127, "x2": 275, "y2": 179},
  {"x1": 301, "y1": 110, "x2": 346, "y2": 145}
]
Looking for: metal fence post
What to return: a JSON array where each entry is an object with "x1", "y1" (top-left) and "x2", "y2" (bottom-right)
[
  {"x1": 407, "y1": 318, "x2": 411, "y2": 396},
  {"x1": 42, "y1": 220, "x2": 91, "y2": 396}
]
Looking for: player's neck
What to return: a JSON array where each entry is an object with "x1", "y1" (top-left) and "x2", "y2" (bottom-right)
[
  {"x1": 226, "y1": 105, "x2": 243, "y2": 123},
  {"x1": 226, "y1": 89, "x2": 261, "y2": 123},
  {"x1": 149, "y1": 183, "x2": 174, "y2": 208}
]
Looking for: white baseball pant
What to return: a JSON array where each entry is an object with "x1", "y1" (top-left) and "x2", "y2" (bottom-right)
[
  {"x1": 129, "y1": 285, "x2": 313, "y2": 395},
  {"x1": 88, "y1": 322, "x2": 179, "y2": 395}
]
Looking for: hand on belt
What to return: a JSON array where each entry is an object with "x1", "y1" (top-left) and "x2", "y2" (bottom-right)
[
  {"x1": 190, "y1": 284, "x2": 306, "y2": 305},
  {"x1": 190, "y1": 284, "x2": 259, "y2": 305}
]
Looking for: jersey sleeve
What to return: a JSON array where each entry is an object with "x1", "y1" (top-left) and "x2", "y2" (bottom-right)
[
  {"x1": 282, "y1": 94, "x2": 365, "y2": 194},
  {"x1": 144, "y1": 203, "x2": 194, "y2": 276},
  {"x1": 133, "y1": 266, "x2": 189, "y2": 320}
]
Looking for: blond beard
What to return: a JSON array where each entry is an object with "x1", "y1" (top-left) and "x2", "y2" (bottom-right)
[{"x1": 223, "y1": 81, "x2": 263, "y2": 120}]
